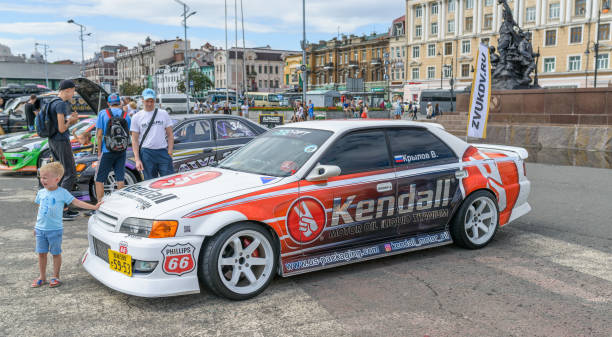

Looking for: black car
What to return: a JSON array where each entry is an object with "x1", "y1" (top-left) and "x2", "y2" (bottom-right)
[{"x1": 72, "y1": 114, "x2": 268, "y2": 202}]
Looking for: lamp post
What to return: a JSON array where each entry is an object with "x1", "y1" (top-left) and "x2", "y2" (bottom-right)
[
  {"x1": 437, "y1": 51, "x2": 443, "y2": 89},
  {"x1": 175, "y1": 0, "x2": 195, "y2": 113},
  {"x1": 67, "y1": 19, "x2": 91, "y2": 77},
  {"x1": 301, "y1": 0, "x2": 307, "y2": 107},
  {"x1": 35, "y1": 42, "x2": 50, "y2": 88},
  {"x1": 593, "y1": 4, "x2": 610, "y2": 88}
]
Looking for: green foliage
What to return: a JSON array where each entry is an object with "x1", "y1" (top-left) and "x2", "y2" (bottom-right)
[
  {"x1": 119, "y1": 81, "x2": 145, "y2": 96},
  {"x1": 179, "y1": 70, "x2": 214, "y2": 95}
]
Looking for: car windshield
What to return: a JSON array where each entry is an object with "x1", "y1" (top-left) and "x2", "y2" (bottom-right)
[{"x1": 218, "y1": 128, "x2": 333, "y2": 177}]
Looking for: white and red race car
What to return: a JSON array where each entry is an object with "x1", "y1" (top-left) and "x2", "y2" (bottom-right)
[{"x1": 82, "y1": 120, "x2": 531, "y2": 300}]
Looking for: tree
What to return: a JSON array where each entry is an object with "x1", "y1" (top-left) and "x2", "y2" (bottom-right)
[
  {"x1": 119, "y1": 81, "x2": 144, "y2": 96},
  {"x1": 178, "y1": 70, "x2": 213, "y2": 95}
]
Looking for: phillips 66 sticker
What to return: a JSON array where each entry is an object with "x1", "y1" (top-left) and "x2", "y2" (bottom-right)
[{"x1": 161, "y1": 243, "x2": 196, "y2": 276}]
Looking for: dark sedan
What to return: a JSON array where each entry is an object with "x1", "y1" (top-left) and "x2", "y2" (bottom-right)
[{"x1": 72, "y1": 114, "x2": 268, "y2": 202}]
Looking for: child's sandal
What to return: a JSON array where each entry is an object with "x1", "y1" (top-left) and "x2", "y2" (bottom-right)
[
  {"x1": 31, "y1": 278, "x2": 46, "y2": 288},
  {"x1": 49, "y1": 278, "x2": 61, "y2": 288}
]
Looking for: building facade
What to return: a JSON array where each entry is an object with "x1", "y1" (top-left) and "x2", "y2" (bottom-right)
[
  {"x1": 390, "y1": 16, "x2": 408, "y2": 96},
  {"x1": 305, "y1": 33, "x2": 390, "y2": 93},
  {"x1": 405, "y1": 0, "x2": 612, "y2": 100},
  {"x1": 116, "y1": 37, "x2": 189, "y2": 90},
  {"x1": 214, "y1": 47, "x2": 297, "y2": 93},
  {"x1": 84, "y1": 45, "x2": 127, "y2": 92},
  {"x1": 282, "y1": 53, "x2": 304, "y2": 91},
  {"x1": 155, "y1": 62, "x2": 185, "y2": 95}
]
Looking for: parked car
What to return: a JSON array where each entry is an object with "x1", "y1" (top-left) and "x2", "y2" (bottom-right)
[
  {"x1": 82, "y1": 120, "x2": 531, "y2": 300},
  {"x1": 71, "y1": 114, "x2": 267, "y2": 202}
]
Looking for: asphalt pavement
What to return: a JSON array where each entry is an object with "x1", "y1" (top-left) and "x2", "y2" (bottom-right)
[{"x1": 0, "y1": 162, "x2": 610, "y2": 337}]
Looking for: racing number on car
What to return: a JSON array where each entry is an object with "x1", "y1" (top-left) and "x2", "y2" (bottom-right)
[{"x1": 286, "y1": 197, "x2": 327, "y2": 244}]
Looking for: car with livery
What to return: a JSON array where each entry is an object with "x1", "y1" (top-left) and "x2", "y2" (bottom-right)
[
  {"x1": 0, "y1": 117, "x2": 96, "y2": 172},
  {"x1": 82, "y1": 120, "x2": 531, "y2": 300},
  {"x1": 71, "y1": 114, "x2": 267, "y2": 202}
]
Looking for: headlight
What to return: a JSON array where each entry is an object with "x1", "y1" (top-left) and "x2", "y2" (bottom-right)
[
  {"x1": 119, "y1": 218, "x2": 178, "y2": 238},
  {"x1": 4, "y1": 147, "x2": 27, "y2": 153}
]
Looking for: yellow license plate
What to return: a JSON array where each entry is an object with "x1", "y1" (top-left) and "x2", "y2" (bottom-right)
[{"x1": 108, "y1": 249, "x2": 132, "y2": 277}]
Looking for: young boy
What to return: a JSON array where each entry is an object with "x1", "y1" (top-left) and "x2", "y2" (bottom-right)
[{"x1": 32, "y1": 162, "x2": 101, "y2": 288}]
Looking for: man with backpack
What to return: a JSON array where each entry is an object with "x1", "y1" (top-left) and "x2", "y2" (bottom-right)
[
  {"x1": 94, "y1": 93, "x2": 131, "y2": 203},
  {"x1": 36, "y1": 79, "x2": 80, "y2": 220},
  {"x1": 130, "y1": 88, "x2": 174, "y2": 180}
]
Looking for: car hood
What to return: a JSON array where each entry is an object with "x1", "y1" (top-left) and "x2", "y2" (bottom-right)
[
  {"x1": 70, "y1": 77, "x2": 109, "y2": 112},
  {"x1": 3, "y1": 136, "x2": 45, "y2": 151},
  {"x1": 99, "y1": 167, "x2": 285, "y2": 219}
]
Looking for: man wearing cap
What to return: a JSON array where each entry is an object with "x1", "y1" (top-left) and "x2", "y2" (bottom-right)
[
  {"x1": 94, "y1": 93, "x2": 131, "y2": 203},
  {"x1": 130, "y1": 88, "x2": 174, "y2": 180},
  {"x1": 49, "y1": 79, "x2": 80, "y2": 220}
]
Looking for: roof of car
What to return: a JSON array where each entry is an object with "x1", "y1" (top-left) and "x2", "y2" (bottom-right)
[
  {"x1": 171, "y1": 113, "x2": 251, "y2": 121},
  {"x1": 279, "y1": 119, "x2": 445, "y2": 133}
]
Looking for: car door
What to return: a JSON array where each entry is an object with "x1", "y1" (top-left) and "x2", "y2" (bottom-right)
[
  {"x1": 295, "y1": 129, "x2": 398, "y2": 256},
  {"x1": 172, "y1": 119, "x2": 216, "y2": 172},
  {"x1": 213, "y1": 118, "x2": 257, "y2": 162},
  {"x1": 387, "y1": 127, "x2": 460, "y2": 236}
]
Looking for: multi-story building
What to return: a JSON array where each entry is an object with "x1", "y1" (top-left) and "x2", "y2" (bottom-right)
[
  {"x1": 405, "y1": 0, "x2": 612, "y2": 100},
  {"x1": 390, "y1": 16, "x2": 408, "y2": 96},
  {"x1": 116, "y1": 37, "x2": 189, "y2": 90},
  {"x1": 84, "y1": 45, "x2": 127, "y2": 92},
  {"x1": 282, "y1": 53, "x2": 304, "y2": 91},
  {"x1": 305, "y1": 33, "x2": 390, "y2": 94},
  {"x1": 214, "y1": 47, "x2": 297, "y2": 93}
]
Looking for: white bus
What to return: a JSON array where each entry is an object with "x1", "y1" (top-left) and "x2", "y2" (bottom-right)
[{"x1": 246, "y1": 92, "x2": 280, "y2": 107}]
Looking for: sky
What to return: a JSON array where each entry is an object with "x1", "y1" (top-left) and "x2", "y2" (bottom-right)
[{"x1": 0, "y1": 0, "x2": 405, "y2": 62}]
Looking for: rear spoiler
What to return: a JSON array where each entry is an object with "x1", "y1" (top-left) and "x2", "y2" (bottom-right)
[{"x1": 471, "y1": 143, "x2": 529, "y2": 160}]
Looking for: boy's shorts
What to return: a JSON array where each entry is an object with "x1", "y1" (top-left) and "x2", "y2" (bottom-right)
[
  {"x1": 95, "y1": 151, "x2": 127, "y2": 183},
  {"x1": 35, "y1": 229, "x2": 63, "y2": 255}
]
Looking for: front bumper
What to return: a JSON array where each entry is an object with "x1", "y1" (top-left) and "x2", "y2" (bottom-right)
[
  {"x1": 82, "y1": 213, "x2": 203, "y2": 297},
  {"x1": 0, "y1": 152, "x2": 37, "y2": 172}
]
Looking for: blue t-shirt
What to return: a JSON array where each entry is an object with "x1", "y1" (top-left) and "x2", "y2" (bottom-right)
[
  {"x1": 96, "y1": 107, "x2": 131, "y2": 153},
  {"x1": 35, "y1": 187, "x2": 75, "y2": 230},
  {"x1": 308, "y1": 104, "x2": 314, "y2": 114},
  {"x1": 51, "y1": 100, "x2": 72, "y2": 141}
]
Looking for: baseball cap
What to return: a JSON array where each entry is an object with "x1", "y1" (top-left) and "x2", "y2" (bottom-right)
[
  {"x1": 58, "y1": 79, "x2": 76, "y2": 91},
  {"x1": 107, "y1": 93, "x2": 121, "y2": 105},
  {"x1": 142, "y1": 88, "x2": 156, "y2": 100}
]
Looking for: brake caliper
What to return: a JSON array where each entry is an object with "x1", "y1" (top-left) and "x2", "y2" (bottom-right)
[{"x1": 242, "y1": 238, "x2": 260, "y2": 257}]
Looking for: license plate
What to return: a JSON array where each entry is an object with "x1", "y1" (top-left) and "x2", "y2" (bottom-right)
[{"x1": 108, "y1": 249, "x2": 132, "y2": 277}]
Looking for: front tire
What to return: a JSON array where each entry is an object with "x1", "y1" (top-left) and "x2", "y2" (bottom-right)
[
  {"x1": 200, "y1": 222, "x2": 277, "y2": 300},
  {"x1": 450, "y1": 190, "x2": 499, "y2": 249}
]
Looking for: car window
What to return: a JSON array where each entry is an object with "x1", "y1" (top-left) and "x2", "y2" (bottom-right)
[
  {"x1": 387, "y1": 128, "x2": 457, "y2": 168},
  {"x1": 174, "y1": 120, "x2": 212, "y2": 143},
  {"x1": 319, "y1": 130, "x2": 391, "y2": 175},
  {"x1": 215, "y1": 119, "x2": 255, "y2": 139}
]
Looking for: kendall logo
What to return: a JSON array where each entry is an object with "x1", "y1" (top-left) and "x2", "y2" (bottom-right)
[{"x1": 331, "y1": 178, "x2": 453, "y2": 226}]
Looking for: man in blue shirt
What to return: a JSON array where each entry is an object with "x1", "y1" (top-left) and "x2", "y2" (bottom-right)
[
  {"x1": 94, "y1": 93, "x2": 131, "y2": 203},
  {"x1": 307, "y1": 100, "x2": 314, "y2": 120}
]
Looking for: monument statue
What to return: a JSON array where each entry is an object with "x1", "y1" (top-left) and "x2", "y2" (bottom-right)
[{"x1": 491, "y1": 0, "x2": 540, "y2": 89}]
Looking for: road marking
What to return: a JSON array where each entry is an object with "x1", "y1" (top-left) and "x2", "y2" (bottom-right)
[
  {"x1": 509, "y1": 232, "x2": 612, "y2": 284},
  {"x1": 477, "y1": 256, "x2": 609, "y2": 303}
]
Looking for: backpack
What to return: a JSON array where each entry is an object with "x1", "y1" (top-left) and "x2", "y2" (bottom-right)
[
  {"x1": 36, "y1": 98, "x2": 61, "y2": 138},
  {"x1": 104, "y1": 109, "x2": 129, "y2": 152}
]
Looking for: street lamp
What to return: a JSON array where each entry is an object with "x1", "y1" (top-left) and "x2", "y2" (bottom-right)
[
  {"x1": 67, "y1": 19, "x2": 91, "y2": 77},
  {"x1": 175, "y1": 0, "x2": 195, "y2": 113},
  {"x1": 35, "y1": 42, "x2": 51, "y2": 88}
]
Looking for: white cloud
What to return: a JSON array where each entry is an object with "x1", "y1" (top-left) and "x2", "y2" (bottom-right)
[{"x1": 0, "y1": 21, "x2": 75, "y2": 35}]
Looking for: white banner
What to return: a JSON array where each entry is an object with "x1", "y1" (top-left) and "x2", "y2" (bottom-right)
[{"x1": 467, "y1": 44, "x2": 492, "y2": 139}]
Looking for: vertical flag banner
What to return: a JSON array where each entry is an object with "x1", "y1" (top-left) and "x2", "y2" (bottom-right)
[{"x1": 467, "y1": 44, "x2": 492, "y2": 139}]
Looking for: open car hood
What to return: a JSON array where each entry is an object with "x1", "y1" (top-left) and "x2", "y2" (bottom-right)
[{"x1": 70, "y1": 77, "x2": 109, "y2": 112}]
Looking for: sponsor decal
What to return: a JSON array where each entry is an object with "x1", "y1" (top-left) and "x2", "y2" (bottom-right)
[
  {"x1": 273, "y1": 129, "x2": 311, "y2": 137},
  {"x1": 286, "y1": 196, "x2": 327, "y2": 244},
  {"x1": 394, "y1": 151, "x2": 439, "y2": 164},
  {"x1": 184, "y1": 225, "x2": 191, "y2": 233},
  {"x1": 283, "y1": 231, "x2": 451, "y2": 273},
  {"x1": 81, "y1": 252, "x2": 88, "y2": 265},
  {"x1": 120, "y1": 185, "x2": 179, "y2": 206},
  {"x1": 119, "y1": 241, "x2": 128, "y2": 254},
  {"x1": 304, "y1": 144, "x2": 318, "y2": 153},
  {"x1": 178, "y1": 156, "x2": 216, "y2": 172},
  {"x1": 260, "y1": 176, "x2": 276, "y2": 184},
  {"x1": 161, "y1": 243, "x2": 196, "y2": 276},
  {"x1": 150, "y1": 171, "x2": 221, "y2": 189}
]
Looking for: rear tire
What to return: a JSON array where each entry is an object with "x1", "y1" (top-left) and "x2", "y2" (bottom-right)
[
  {"x1": 200, "y1": 222, "x2": 277, "y2": 300},
  {"x1": 90, "y1": 169, "x2": 137, "y2": 203},
  {"x1": 450, "y1": 190, "x2": 499, "y2": 250}
]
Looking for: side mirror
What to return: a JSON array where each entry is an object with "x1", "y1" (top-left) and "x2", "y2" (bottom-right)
[{"x1": 306, "y1": 164, "x2": 341, "y2": 182}]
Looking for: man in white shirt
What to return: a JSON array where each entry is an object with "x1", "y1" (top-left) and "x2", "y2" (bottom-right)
[
  {"x1": 130, "y1": 88, "x2": 175, "y2": 180},
  {"x1": 240, "y1": 100, "x2": 249, "y2": 117}
]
